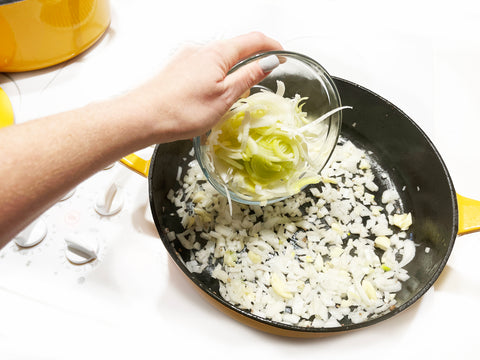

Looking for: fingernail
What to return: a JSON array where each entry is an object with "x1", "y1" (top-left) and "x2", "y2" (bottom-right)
[{"x1": 258, "y1": 55, "x2": 280, "y2": 73}]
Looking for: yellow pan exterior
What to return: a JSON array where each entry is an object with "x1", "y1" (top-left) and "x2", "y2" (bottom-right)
[
  {"x1": 457, "y1": 194, "x2": 480, "y2": 235},
  {"x1": 120, "y1": 153, "x2": 150, "y2": 178},
  {"x1": 183, "y1": 268, "x2": 343, "y2": 338},
  {"x1": 0, "y1": 0, "x2": 110, "y2": 72},
  {"x1": 0, "y1": 87, "x2": 14, "y2": 128},
  {"x1": 119, "y1": 153, "x2": 480, "y2": 238}
]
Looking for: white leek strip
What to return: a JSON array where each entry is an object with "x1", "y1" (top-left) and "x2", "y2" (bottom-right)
[
  {"x1": 218, "y1": 155, "x2": 244, "y2": 170},
  {"x1": 299, "y1": 106, "x2": 353, "y2": 134},
  {"x1": 238, "y1": 111, "x2": 251, "y2": 151},
  {"x1": 208, "y1": 129, "x2": 222, "y2": 146},
  {"x1": 176, "y1": 166, "x2": 182, "y2": 182},
  {"x1": 246, "y1": 137, "x2": 258, "y2": 155},
  {"x1": 294, "y1": 135, "x2": 315, "y2": 168},
  {"x1": 215, "y1": 142, "x2": 243, "y2": 158},
  {"x1": 206, "y1": 81, "x2": 350, "y2": 202},
  {"x1": 223, "y1": 184, "x2": 233, "y2": 216},
  {"x1": 275, "y1": 80, "x2": 286, "y2": 96}
]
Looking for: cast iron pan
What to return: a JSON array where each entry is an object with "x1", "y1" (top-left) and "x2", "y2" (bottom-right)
[{"x1": 147, "y1": 77, "x2": 458, "y2": 336}]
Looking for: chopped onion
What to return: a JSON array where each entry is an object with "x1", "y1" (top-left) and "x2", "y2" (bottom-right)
[{"x1": 169, "y1": 139, "x2": 415, "y2": 328}]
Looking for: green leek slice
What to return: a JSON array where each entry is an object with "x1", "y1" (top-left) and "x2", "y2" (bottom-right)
[{"x1": 206, "y1": 81, "x2": 349, "y2": 202}]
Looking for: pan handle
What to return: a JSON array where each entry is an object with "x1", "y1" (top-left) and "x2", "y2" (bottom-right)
[
  {"x1": 119, "y1": 153, "x2": 150, "y2": 177},
  {"x1": 457, "y1": 194, "x2": 480, "y2": 235},
  {"x1": 0, "y1": 87, "x2": 15, "y2": 128},
  {"x1": 115, "y1": 159, "x2": 480, "y2": 235}
]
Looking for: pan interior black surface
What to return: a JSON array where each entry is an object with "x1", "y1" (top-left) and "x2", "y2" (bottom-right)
[{"x1": 148, "y1": 78, "x2": 457, "y2": 333}]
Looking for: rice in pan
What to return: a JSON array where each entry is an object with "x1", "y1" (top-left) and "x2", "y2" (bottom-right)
[{"x1": 167, "y1": 139, "x2": 414, "y2": 328}]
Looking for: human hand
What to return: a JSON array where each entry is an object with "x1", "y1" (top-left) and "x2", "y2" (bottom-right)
[
  {"x1": 128, "y1": 32, "x2": 283, "y2": 143},
  {"x1": 0, "y1": 32, "x2": 281, "y2": 243}
]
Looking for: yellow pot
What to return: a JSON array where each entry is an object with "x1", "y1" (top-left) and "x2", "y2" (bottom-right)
[
  {"x1": 0, "y1": 86, "x2": 14, "y2": 127},
  {"x1": 0, "y1": 0, "x2": 110, "y2": 72}
]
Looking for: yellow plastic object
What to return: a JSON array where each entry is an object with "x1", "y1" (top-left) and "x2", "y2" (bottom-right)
[
  {"x1": 457, "y1": 194, "x2": 480, "y2": 235},
  {"x1": 120, "y1": 153, "x2": 150, "y2": 178},
  {"x1": 0, "y1": 0, "x2": 110, "y2": 72},
  {"x1": 0, "y1": 87, "x2": 14, "y2": 128}
]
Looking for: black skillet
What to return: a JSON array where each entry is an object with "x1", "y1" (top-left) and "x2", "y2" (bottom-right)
[{"x1": 146, "y1": 77, "x2": 479, "y2": 337}]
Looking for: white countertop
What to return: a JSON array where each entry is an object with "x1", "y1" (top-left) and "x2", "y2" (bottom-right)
[{"x1": 1, "y1": 0, "x2": 479, "y2": 359}]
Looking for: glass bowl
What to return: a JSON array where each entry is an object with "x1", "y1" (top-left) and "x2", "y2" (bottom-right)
[{"x1": 193, "y1": 50, "x2": 342, "y2": 205}]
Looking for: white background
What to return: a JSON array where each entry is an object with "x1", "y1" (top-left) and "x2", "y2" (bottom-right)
[{"x1": 1, "y1": 0, "x2": 480, "y2": 359}]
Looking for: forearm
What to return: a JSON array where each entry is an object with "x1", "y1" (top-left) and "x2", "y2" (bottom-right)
[
  {"x1": 0, "y1": 95, "x2": 154, "y2": 245},
  {"x1": 0, "y1": 32, "x2": 282, "y2": 246}
]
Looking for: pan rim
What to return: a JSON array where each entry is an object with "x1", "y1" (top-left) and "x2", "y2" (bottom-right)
[{"x1": 148, "y1": 77, "x2": 459, "y2": 335}]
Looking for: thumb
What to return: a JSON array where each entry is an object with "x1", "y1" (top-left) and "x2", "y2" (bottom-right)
[{"x1": 223, "y1": 55, "x2": 280, "y2": 102}]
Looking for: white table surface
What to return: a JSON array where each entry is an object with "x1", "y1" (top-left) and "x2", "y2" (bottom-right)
[{"x1": 1, "y1": 0, "x2": 479, "y2": 359}]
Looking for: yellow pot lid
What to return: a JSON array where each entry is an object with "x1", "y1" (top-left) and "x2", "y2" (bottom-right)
[{"x1": 0, "y1": 86, "x2": 14, "y2": 128}]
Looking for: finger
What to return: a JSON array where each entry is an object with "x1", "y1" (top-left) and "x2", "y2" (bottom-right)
[
  {"x1": 215, "y1": 32, "x2": 283, "y2": 69},
  {"x1": 223, "y1": 55, "x2": 280, "y2": 103}
]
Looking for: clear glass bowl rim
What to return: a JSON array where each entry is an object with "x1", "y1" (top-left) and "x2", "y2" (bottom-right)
[{"x1": 194, "y1": 50, "x2": 343, "y2": 206}]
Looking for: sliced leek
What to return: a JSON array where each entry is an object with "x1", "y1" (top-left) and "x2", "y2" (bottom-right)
[{"x1": 206, "y1": 81, "x2": 350, "y2": 202}]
